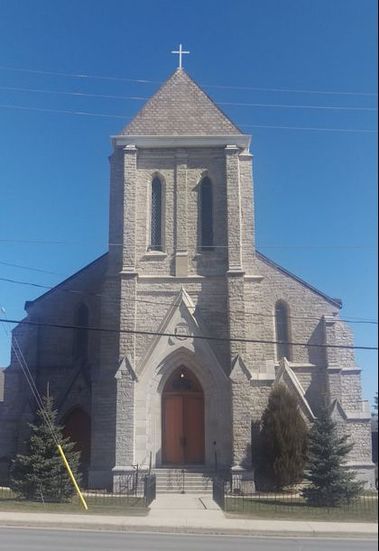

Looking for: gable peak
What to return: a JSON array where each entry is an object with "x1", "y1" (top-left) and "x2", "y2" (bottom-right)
[{"x1": 120, "y1": 68, "x2": 244, "y2": 137}]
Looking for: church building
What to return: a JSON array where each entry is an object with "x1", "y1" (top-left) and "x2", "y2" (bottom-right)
[{"x1": 0, "y1": 64, "x2": 375, "y2": 490}]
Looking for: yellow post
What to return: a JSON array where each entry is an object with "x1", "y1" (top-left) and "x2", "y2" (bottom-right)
[{"x1": 57, "y1": 444, "x2": 88, "y2": 511}]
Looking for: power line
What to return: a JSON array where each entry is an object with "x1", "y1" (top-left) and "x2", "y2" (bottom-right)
[
  {"x1": 0, "y1": 275, "x2": 377, "y2": 325},
  {"x1": 0, "y1": 239, "x2": 376, "y2": 249},
  {"x1": 0, "y1": 64, "x2": 376, "y2": 97},
  {"x1": 1, "y1": 313, "x2": 61, "y2": 445},
  {"x1": 0, "y1": 103, "x2": 127, "y2": 119},
  {"x1": 0, "y1": 85, "x2": 149, "y2": 102},
  {"x1": 0, "y1": 85, "x2": 376, "y2": 112},
  {"x1": 0, "y1": 102, "x2": 377, "y2": 134},
  {"x1": 239, "y1": 123, "x2": 378, "y2": 134},
  {"x1": 0, "y1": 260, "x2": 63, "y2": 275},
  {"x1": 1, "y1": 316, "x2": 377, "y2": 351},
  {"x1": 0, "y1": 103, "x2": 377, "y2": 134}
]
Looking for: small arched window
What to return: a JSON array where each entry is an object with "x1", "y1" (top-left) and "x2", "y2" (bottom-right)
[
  {"x1": 73, "y1": 303, "x2": 89, "y2": 363},
  {"x1": 150, "y1": 176, "x2": 163, "y2": 251},
  {"x1": 275, "y1": 301, "x2": 291, "y2": 360},
  {"x1": 199, "y1": 177, "x2": 214, "y2": 249}
]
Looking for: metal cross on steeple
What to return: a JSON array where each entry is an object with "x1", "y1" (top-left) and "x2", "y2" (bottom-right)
[{"x1": 171, "y1": 43, "x2": 190, "y2": 69}]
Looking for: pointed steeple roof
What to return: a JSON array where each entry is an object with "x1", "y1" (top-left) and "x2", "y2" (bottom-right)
[{"x1": 121, "y1": 68, "x2": 243, "y2": 136}]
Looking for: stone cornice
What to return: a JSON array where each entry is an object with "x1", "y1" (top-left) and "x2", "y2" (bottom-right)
[{"x1": 112, "y1": 135, "x2": 251, "y2": 149}]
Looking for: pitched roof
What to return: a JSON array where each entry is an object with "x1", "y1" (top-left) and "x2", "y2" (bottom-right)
[
  {"x1": 256, "y1": 251, "x2": 342, "y2": 308},
  {"x1": 121, "y1": 68, "x2": 243, "y2": 136}
]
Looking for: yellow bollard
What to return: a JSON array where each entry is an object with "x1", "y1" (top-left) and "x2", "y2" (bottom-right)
[{"x1": 57, "y1": 444, "x2": 88, "y2": 511}]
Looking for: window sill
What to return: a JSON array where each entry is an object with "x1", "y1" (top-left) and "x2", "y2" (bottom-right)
[
  {"x1": 143, "y1": 250, "x2": 167, "y2": 259},
  {"x1": 193, "y1": 248, "x2": 216, "y2": 257}
]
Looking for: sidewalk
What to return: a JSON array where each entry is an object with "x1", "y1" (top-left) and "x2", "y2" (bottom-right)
[{"x1": 0, "y1": 494, "x2": 377, "y2": 538}]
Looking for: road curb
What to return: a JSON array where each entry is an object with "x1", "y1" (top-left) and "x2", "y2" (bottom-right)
[{"x1": 0, "y1": 519, "x2": 377, "y2": 539}]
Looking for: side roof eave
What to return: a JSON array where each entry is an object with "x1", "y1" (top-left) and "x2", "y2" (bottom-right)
[
  {"x1": 256, "y1": 250, "x2": 342, "y2": 308},
  {"x1": 24, "y1": 252, "x2": 109, "y2": 311}
]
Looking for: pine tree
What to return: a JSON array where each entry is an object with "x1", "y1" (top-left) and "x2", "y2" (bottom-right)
[
  {"x1": 302, "y1": 405, "x2": 363, "y2": 507},
  {"x1": 260, "y1": 383, "x2": 308, "y2": 490},
  {"x1": 10, "y1": 395, "x2": 81, "y2": 502}
]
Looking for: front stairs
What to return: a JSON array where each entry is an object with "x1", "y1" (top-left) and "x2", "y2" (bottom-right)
[{"x1": 154, "y1": 468, "x2": 214, "y2": 494}]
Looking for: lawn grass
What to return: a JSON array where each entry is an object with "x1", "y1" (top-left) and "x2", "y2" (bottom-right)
[
  {"x1": 225, "y1": 495, "x2": 378, "y2": 523},
  {"x1": 0, "y1": 488, "x2": 147, "y2": 516}
]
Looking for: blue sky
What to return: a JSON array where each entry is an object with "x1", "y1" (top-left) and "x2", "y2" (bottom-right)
[{"x1": 0, "y1": 0, "x2": 377, "y2": 404}]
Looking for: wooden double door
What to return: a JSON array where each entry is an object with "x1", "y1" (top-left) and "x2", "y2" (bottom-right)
[{"x1": 162, "y1": 382, "x2": 205, "y2": 465}]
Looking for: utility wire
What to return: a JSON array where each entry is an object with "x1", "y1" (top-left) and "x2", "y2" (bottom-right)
[
  {"x1": 0, "y1": 85, "x2": 376, "y2": 112},
  {"x1": 0, "y1": 260, "x2": 63, "y2": 275},
  {"x1": 0, "y1": 275, "x2": 377, "y2": 325},
  {"x1": 1, "y1": 313, "x2": 60, "y2": 444},
  {"x1": 0, "y1": 103, "x2": 377, "y2": 134},
  {"x1": 0, "y1": 64, "x2": 376, "y2": 96},
  {"x1": 0, "y1": 239, "x2": 376, "y2": 249},
  {"x1": 1, "y1": 317, "x2": 377, "y2": 351}
]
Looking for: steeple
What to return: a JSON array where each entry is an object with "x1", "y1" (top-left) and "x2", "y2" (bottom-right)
[{"x1": 121, "y1": 68, "x2": 244, "y2": 137}]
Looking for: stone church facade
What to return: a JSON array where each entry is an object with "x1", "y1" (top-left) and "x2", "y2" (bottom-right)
[{"x1": 0, "y1": 68, "x2": 375, "y2": 489}]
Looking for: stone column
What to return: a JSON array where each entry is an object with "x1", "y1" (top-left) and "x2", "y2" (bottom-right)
[
  {"x1": 230, "y1": 356, "x2": 255, "y2": 493},
  {"x1": 225, "y1": 146, "x2": 253, "y2": 492},
  {"x1": 112, "y1": 357, "x2": 137, "y2": 492},
  {"x1": 108, "y1": 147, "x2": 124, "y2": 272},
  {"x1": 89, "y1": 145, "x2": 138, "y2": 490},
  {"x1": 122, "y1": 145, "x2": 138, "y2": 273},
  {"x1": 323, "y1": 316, "x2": 342, "y2": 403},
  {"x1": 225, "y1": 145, "x2": 243, "y2": 271},
  {"x1": 174, "y1": 151, "x2": 188, "y2": 276},
  {"x1": 225, "y1": 145, "x2": 245, "y2": 358},
  {"x1": 111, "y1": 145, "x2": 139, "y2": 488}
]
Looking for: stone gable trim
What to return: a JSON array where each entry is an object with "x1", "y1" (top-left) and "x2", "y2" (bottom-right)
[
  {"x1": 115, "y1": 356, "x2": 137, "y2": 382},
  {"x1": 24, "y1": 253, "x2": 108, "y2": 311},
  {"x1": 275, "y1": 358, "x2": 315, "y2": 420},
  {"x1": 230, "y1": 355, "x2": 252, "y2": 382},
  {"x1": 256, "y1": 251, "x2": 342, "y2": 308},
  {"x1": 135, "y1": 287, "x2": 228, "y2": 381}
]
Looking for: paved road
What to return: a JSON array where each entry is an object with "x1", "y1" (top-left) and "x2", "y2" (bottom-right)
[{"x1": 0, "y1": 528, "x2": 376, "y2": 551}]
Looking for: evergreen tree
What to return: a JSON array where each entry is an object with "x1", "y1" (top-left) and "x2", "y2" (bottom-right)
[
  {"x1": 10, "y1": 395, "x2": 81, "y2": 502},
  {"x1": 302, "y1": 405, "x2": 363, "y2": 507},
  {"x1": 260, "y1": 383, "x2": 308, "y2": 490}
]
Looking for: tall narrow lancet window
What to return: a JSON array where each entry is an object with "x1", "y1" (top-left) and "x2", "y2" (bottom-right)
[
  {"x1": 275, "y1": 301, "x2": 291, "y2": 361},
  {"x1": 73, "y1": 303, "x2": 89, "y2": 363},
  {"x1": 199, "y1": 177, "x2": 214, "y2": 249},
  {"x1": 150, "y1": 176, "x2": 163, "y2": 251}
]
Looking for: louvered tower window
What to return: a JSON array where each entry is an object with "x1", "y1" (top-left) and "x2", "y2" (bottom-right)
[
  {"x1": 275, "y1": 301, "x2": 291, "y2": 361},
  {"x1": 151, "y1": 177, "x2": 163, "y2": 250},
  {"x1": 199, "y1": 177, "x2": 214, "y2": 249}
]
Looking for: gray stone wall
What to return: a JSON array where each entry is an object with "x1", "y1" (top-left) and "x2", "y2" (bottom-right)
[{"x1": 0, "y1": 134, "x2": 374, "y2": 490}]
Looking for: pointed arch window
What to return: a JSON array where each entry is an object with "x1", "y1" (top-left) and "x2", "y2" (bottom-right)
[
  {"x1": 73, "y1": 303, "x2": 89, "y2": 363},
  {"x1": 199, "y1": 177, "x2": 214, "y2": 249},
  {"x1": 150, "y1": 176, "x2": 163, "y2": 251},
  {"x1": 275, "y1": 301, "x2": 291, "y2": 360}
]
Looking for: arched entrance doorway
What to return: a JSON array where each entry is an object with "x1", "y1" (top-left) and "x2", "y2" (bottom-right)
[
  {"x1": 162, "y1": 367, "x2": 205, "y2": 465},
  {"x1": 62, "y1": 408, "x2": 91, "y2": 486}
]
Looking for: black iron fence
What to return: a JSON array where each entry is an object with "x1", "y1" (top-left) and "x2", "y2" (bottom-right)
[
  {"x1": 0, "y1": 471, "x2": 157, "y2": 512},
  {"x1": 212, "y1": 476, "x2": 225, "y2": 509},
  {"x1": 212, "y1": 476, "x2": 378, "y2": 522},
  {"x1": 144, "y1": 474, "x2": 156, "y2": 506}
]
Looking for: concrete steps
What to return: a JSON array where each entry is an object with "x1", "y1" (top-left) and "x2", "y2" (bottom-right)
[{"x1": 154, "y1": 468, "x2": 214, "y2": 494}]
